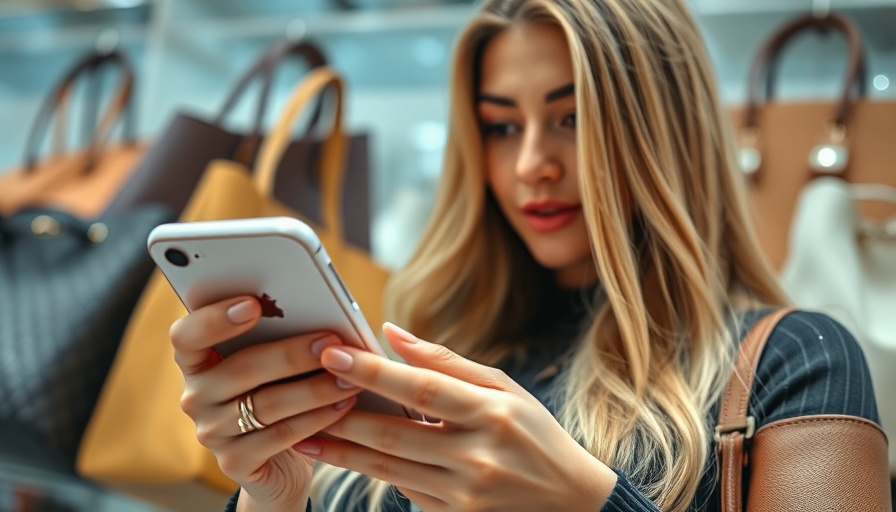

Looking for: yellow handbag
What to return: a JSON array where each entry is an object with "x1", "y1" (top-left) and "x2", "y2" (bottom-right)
[{"x1": 76, "y1": 67, "x2": 389, "y2": 512}]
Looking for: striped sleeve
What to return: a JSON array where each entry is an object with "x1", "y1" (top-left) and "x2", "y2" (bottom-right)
[
  {"x1": 749, "y1": 310, "x2": 880, "y2": 427},
  {"x1": 223, "y1": 490, "x2": 312, "y2": 512},
  {"x1": 599, "y1": 470, "x2": 662, "y2": 511}
]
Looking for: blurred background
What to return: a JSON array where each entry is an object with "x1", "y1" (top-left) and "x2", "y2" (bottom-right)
[
  {"x1": 1, "y1": 0, "x2": 895, "y2": 269},
  {"x1": 0, "y1": 0, "x2": 894, "y2": 510}
]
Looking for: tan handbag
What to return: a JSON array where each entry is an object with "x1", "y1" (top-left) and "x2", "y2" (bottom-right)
[
  {"x1": 716, "y1": 309, "x2": 891, "y2": 511},
  {"x1": 76, "y1": 67, "x2": 390, "y2": 512},
  {"x1": 730, "y1": 12, "x2": 896, "y2": 270},
  {"x1": 0, "y1": 49, "x2": 144, "y2": 218}
]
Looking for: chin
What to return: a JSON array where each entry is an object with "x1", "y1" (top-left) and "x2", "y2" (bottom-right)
[{"x1": 527, "y1": 244, "x2": 591, "y2": 272}]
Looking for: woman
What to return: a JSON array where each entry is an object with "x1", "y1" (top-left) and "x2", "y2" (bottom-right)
[{"x1": 169, "y1": 0, "x2": 884, "y2": 510}]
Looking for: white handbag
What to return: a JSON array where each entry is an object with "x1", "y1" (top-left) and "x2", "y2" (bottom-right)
[{"x1": 780, "y1": 177, "x2": 896, "y2": 475}]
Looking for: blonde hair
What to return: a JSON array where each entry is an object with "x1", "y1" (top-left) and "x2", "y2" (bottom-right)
[{"x1": 313, "y1": 0, "x2": 787, "y2": 510}]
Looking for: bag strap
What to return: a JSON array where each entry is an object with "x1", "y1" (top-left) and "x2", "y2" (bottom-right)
[
  {"x1": 254, "y1": 67, "x2": 346, "y2": 241},
  {"x1": 22, "y1": 49, "x2": 136, "y2": 175},
  {"x1": 743, "y1": 13, "x2": 865, "y2": 133},
  {"x1": 215, "y1": 39, "x2": 328, "y2": 165},
  {"x1": 716, "y1": 307, "x2": 795, "y2": 512}
]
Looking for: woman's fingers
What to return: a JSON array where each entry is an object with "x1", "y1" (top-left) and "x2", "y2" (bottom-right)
[
  {"x1": 191, "y1": 372, "x2": 362, "y2": 448},
  {"x1": 197, "y1": 332, "x2": 343, "y2": 403},
  {"x1": 383, "y1": 323, "x2": 518, "y2": 392},
  {"x1": 320, "y1": 345, "x2": 494, "y2": 425},
  {"x1": 321, "y1": 411, "x2": 449, "y2": 467},
  {"x1": 295, "y1": 436, "x2": 452, "y2": 505},
  {"x1": 215, "y1": 397, "x2": 358, "y2": 482},
  {"x1": 170, "y1": 296, "x2": 261, "y2": 375}
]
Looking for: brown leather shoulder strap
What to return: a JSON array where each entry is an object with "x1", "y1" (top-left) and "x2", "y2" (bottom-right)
[{"x1": 717, "y1": 307, "x2": 795, "y2": 512}]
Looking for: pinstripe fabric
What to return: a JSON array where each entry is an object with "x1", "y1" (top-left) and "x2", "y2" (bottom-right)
[{"x1": 225, "y1": 308, "x2": 882, "y2": 512}]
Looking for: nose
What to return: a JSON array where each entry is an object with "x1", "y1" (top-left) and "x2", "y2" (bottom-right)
[{"x1": 515, "y1": 127, "x2": 562, "y2": 184}]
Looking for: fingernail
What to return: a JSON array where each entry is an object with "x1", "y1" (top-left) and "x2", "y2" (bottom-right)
[
  {"x1": 294, "y1": 439, "x2": 321, "y2": 456},
  {"x1": 311, "y1": 335, "x2": 340, "y2": 358},
  {"x1": 335, "y1": 378, "x2": 357, "y2": 390},
  {"x1": 332, "y1": 398, "x2": 354, "y2": 411},
  {"x1": 322, "y1": 348, "x2": 353, "y2": 372},
  {"x1": 385, "y1": 322, "x2": 418, "y2": 344},
  {"x1": 227, "y1": 300, "x2": 257, "y2": 324}
]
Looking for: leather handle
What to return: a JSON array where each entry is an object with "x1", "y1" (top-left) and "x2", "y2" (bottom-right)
[
  {"x1": 22, "y1": 49, "x2": 136, "y2": 174},
  {"x1": 717, "y1": 308, "x2": 795, "y2": 512},
  {"x1": 254, "y1": 67, "x2": 346, "y2": 241},
  {"x1": 215, "y1": 39, "x2": 328, "y2": 165},
  {"x1": 743, "y1": 13, "x2": 865, "y2": 131}
]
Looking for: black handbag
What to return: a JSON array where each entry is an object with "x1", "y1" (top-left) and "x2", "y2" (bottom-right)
[
  {"x1": 0, "y1": 205, "x2": 173, "y2": 474},
  {"x1": 105, "y1": 38, "x2": 374, "y2": 251}
]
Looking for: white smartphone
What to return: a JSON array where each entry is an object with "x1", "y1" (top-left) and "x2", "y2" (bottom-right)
[{"x1": 147, "y1": 216, "x2": 417, "y2": 419}]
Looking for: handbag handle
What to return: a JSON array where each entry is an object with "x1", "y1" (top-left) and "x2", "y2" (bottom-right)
[
  {"x1": 214, "y1": 39, "x2": 328, "y2": 166},
  {"x1": 743, "y1": 13, "x2": 865, "y2": 133},
  {"x1": 254, "y1": 67, "x2": 346, "y2": 241},
  {"x1": 22, "y1": 49, "x2": 136, "y2": 175},
  {"x1": 716, "y1": 308, "x2": 795, "y2": 512}
]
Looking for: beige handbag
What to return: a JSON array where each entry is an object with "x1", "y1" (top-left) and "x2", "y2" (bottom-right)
[
  {"x1": 77, "y1": 67, "x2": 390, "y2": 512},
  {"x1": 730, "y1": 12, "x2": 896, "y2": 270}
]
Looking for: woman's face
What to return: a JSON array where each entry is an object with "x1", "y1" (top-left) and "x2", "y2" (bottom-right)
[{"x1": 478, "y1": 23, "x2": 597, "y2": 288}]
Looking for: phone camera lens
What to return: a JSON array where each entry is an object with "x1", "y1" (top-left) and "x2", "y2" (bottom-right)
[{"x1": 165, "y1": 248, "x2": 189, "y2": 267}]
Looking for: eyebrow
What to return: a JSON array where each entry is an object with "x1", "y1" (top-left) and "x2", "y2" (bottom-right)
[{"x1": 477, "y1": 82, "x2": 575, "y2": 106}]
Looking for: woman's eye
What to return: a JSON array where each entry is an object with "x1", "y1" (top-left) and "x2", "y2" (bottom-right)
[
  {"x1": 481, "y1": 122, "x2": 519, "y2": 137},
  {"x1": 561, "y1": 112, "x2": 577, "y2": 128}
]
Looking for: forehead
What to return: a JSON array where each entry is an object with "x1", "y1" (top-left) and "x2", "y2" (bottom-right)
[{"x1": 479, "y1": 23, "x2": 573, "y2": 93}]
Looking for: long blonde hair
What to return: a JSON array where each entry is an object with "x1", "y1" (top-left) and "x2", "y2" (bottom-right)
[{"x1": 313, "y1": 1, "x2": 787, "y2": 510}]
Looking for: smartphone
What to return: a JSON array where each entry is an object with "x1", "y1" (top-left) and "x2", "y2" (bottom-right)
[{"x1": 147, "y1": 216, "x2": 417, "y2": 420}]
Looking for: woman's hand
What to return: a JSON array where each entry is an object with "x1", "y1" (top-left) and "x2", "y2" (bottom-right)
[
  {"x1": 169, "y1": 296, "x2": 362, "y2": 511},
  {"x1": 296, "y1": 323, "x2": 619, "y2": 512}
]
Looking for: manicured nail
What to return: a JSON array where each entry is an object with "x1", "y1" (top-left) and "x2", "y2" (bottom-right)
[
  {"x1": 322, "y1": 348, "x2": 353, "y2": 372},
  {"x1": 311, "y1": 335, "x2": 340, "y2": 358},
  {"x1": 335, "y1": 378, "x2": 357, "y2": 390},
  {"x1": 227, "y1": 300, "x2": 257, "y2": 324},
  {"x1": 294, "y1": 439, "x2": 321, "y2": 456},
  {"x1": 332, "y1": 398, "x2": 354, "y2": 411},
  {"x1": 385, "y1": 322, "x2": 418, "y2": 344}
]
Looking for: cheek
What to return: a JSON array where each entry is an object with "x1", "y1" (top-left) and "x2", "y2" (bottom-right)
[{"x1": 484, "y1": 143, "x2": 514, "y2": 203}]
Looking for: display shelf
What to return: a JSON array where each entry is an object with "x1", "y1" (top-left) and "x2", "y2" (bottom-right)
[
  {"x1": 158, "y1": 3, "x2": 476, "y2": 40},
  {"x1": 692, "y1": 0, "x2": 896, "y2": 17}
]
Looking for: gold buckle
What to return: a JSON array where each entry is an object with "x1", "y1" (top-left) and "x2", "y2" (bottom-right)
[{"x1": 714, "y1": 416, "x2": 756, "y2": 442}]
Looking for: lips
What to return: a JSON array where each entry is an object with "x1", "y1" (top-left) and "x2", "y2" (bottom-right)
[{"x1": 521, "y1": 201, "x2": 582, "y2": 233}]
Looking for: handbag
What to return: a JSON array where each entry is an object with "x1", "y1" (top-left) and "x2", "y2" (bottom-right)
[
  {"x1": 730, "y1": 12, "x2": 896, "y2": 270},
  {"x1": 779, "y1": 177, "x2": 896, "y2": 476},
  {"x1": 0, "y1": 205, "x2": 173, "y2": 475},
  {"x1": 105, "y1": 38, "x2": 374, "y2": 251},
  {"x1": 77, "y1": 67, "x2": 391, "y2": 512},
  {"x1": 716, "y1": 309, "x2": 892, "y2": 511},
  {"x1": 0, "y1": 49, "x2": 144, "y2": 219}
]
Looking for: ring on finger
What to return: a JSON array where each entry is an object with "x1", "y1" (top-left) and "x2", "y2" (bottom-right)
[{"x1": 237, "y1": 392, "x2": 267, "y2": 434}]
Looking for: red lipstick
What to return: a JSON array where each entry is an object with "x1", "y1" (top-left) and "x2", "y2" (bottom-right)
[{"x1": 521, "y1": 200, "x2": 581, "y2": 233}]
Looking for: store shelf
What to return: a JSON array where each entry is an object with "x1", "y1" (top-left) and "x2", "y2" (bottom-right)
[
  {"x1": 692, "y1": 0, "x2": 896, "y2": 17},
  {"x1": 157, "y1": 3, "x2": 475, "y2": 41}
]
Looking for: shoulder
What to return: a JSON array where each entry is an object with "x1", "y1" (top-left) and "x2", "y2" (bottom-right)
[{"x1": 746, "y1": 309, "x2": 880, "y2": 427}]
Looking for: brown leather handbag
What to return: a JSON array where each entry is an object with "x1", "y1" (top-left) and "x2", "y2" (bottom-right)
[
  {"x1": 716, "y1": 309, "x2": 892, "y2": 511},
  {"x1": 0, "y1": 49, "x2": 144, "y2": 218},
  {"x1": 730, "y1": 12, "x2": 896, "y2": 271}
]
